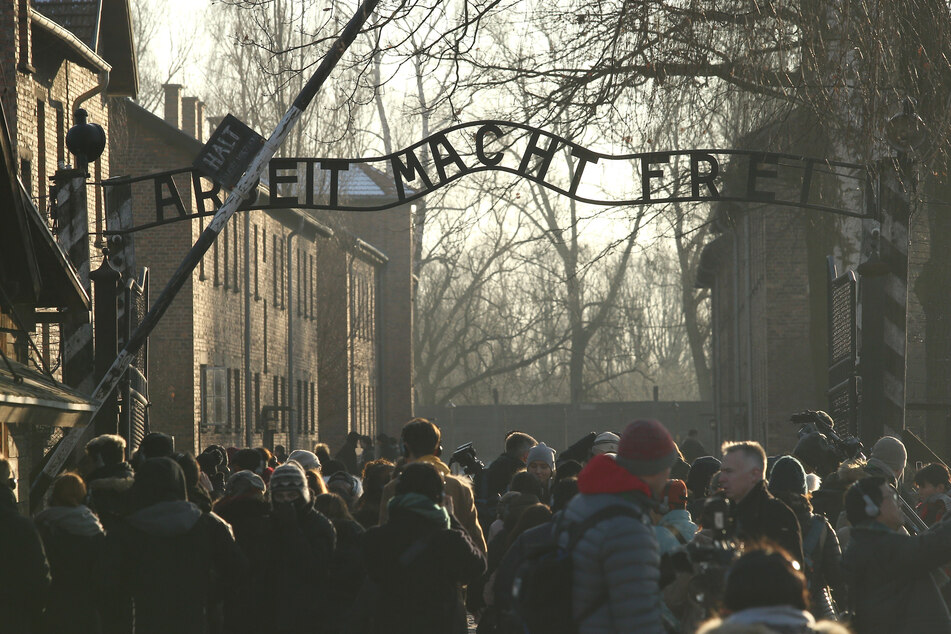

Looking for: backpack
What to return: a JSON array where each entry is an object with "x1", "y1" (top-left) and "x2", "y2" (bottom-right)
[{"x1": 512, "y1": 505, "x2": 644, "y2": 634}]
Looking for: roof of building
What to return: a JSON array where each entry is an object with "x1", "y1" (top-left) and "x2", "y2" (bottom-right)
[
  {"x1": 33, "y1": 0, "x2": 137, "y2": 96},
  {"x1": 0, "y1": 90, "x2": 89, "y2": 310}
]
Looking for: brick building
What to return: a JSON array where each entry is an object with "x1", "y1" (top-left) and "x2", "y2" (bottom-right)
[
  {"x1": 698, "y1": 109, "x2": 951, "y2": 459},
  {"x1": 0, "y1": 0, "x2": 136, "y2": 508},
  {"x1": 108, "y1": 86, "x2": 414, "y2": 455}
]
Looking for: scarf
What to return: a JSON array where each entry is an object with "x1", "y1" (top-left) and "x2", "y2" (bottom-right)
[{"x1": 387, "y1": 492, "x2": 451, "y2": 528}]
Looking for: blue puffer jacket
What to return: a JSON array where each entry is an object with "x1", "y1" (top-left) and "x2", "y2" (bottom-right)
[
  {"x1": 559, "y1": 454, "x2": 664, "y2": 634},
  {"x1": 655, "y1": 509, "x2": 698, "y2": 555}
]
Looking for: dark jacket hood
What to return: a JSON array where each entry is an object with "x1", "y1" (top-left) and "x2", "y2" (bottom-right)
[
  {"x1": 127, "y1": 500, "x2": 202, "y2": 536},
  {"x1": 132, "y1": 457, "x2": 188, "y2": 507}
]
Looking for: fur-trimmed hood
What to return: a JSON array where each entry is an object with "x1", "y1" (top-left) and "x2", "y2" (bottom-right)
[
  {"x1": 836, "y1": 458, "x2": 869, "y2": 484},
  {"x1": 34, "y1": 505, "x2": 104, "y2": 537},
  {"x1": 698, "y1": 606, "x2": 851, "y2": 634}
]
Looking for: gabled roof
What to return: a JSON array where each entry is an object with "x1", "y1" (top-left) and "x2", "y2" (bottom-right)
[
  {"x1": 33, "y1": 0, "x2": 137, "y2": 97},
  {"x1": 0, "y1": 95, "x2": 89, "y2": 310}
]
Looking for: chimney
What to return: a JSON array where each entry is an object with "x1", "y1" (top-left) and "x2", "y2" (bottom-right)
[
  {"x1": 181, "y1": 96, "x2": 199, "y2": 140},
  {"x1": 163, "y1": 84, "x2": 183, "y2": 128},
  {"x1": 207, "y1": 115, "x2": 225, "y2": 137},
  {"x1": 196, "y1": 101, "x2": 205, "y2": 142}
]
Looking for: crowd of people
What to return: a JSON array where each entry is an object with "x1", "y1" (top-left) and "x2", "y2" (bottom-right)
[{"x1": 3, "y1": 414, "x2": 951, "y2": 633}]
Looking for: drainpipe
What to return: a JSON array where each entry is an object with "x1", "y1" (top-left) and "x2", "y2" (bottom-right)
[
  {"x1": 744, "y1": 214, "x2": 755, "y2": 444},
  {"x1": 286, "y1": 216, "x2": 305, "y2": 451},
  {"x1": 243, "y1": 208, "x2": 253, "y2": 447},
  {"x1": 732, "y1": 227, "x2": 741, "y2": 442},
  {"x1": 73, "y1": 70, "x2": 110, "y2": 119}
]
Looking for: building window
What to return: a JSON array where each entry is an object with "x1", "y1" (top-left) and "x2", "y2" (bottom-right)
[
  {"x1": 200, "y1": 365, "x2": 228, "y2": 427},
  {"x1": 233, "y1": 223, "x2": 240, "y2": 293},
  {"x1": 94, "y1": 158, "x2": 103, "y2": 244},
  {"x1": 280, "y1": 376, "x2": 287, "y2": 431},
  {"x1": 263, "y1": 302, "x2": 269, "y2": 374},
  {"x1": 55, "y1": 106, "x2": 65, "y2": 165},
  {"x1": 297, "y1": 379, "x2": 304, "y2": 434},
  {"x1": 310, "y1": 382, "x2": 316, "y2": 432},
  {"x1": 223, "y1": 225, "x2": 230, "y2": 289},
  {"x1": 37, "y1": 100, "x2": 46, "y2": 214},
  {"x1": 233, "y1": 369, "x2": 242, "y2": 431},
  {"x1": 253, "y1": 225, "x2": 260, "y2": 300},
  {"x1": 297, "y1": 248, "x2": 302, "y2": 316},
  {"x1": 20, "y1": 159, "x2": 31, "y2": 200},
  {"x1": 199, "y1": 214, "x2": 206, "y2": 281},
  {"x1": 254, "y1": 372, "x2": 261, "y2": 431},
  {"x1": 272, "y1": 375, "x2": 280, "y2": 429},
  {"x1": 272, "y1": 235, "x2": 278, "y2": 308}
]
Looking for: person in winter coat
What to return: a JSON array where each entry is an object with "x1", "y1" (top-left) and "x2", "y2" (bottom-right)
[
  {"x1": 686, "y1": 456, "x2": 721, "y2": 519},
  {"x1": 913, "y1": 463, "x2": 951, "y2": 526},
  {"x1": 653, "y1": 479, "x2": 698, "y2": 555},
  {"x1": 313, "y1": 492, "x2": 367, "y2": 634},
  {"x1": 561, "y1": 419, "x2": 678, "y2": 633},
  {"x1": 768, "y1": 456, "x2": 843, "y2": 621},
  {"x1": 83, "y1": 434, "x2": 135, "y2": 531},
  {"x1": 362, "y1": 462, "x2": 486, "y2": 634},
  {"x1": 267, "y1": 462, "x2": 337, "y2": 633},
  {"x1": 379, "y1": 418, "x2": 486, "y2": 551},
  {"x1": 354, "y1": 459, "x2": 394, "y2": 528},
  {"x1": 696, "y1": 546, "x2": 850, "y2": 634},
  {"x1": 214, "y1": 470, "x2": 273, "y2": 634},
  {"x1": 720, "y1": 441, "x2": 804, "y2": 564},
  {"x1": 102, "y1": 457, "x2": 247, "y2": 634},
  {"x1": 0, "y1": 458, "x2": 50, "y2": 633},
  {"x1": 34, "y1": 472, "x2": 105, "y2": 634},
  {"x1": 485, "y1": 431, "x2": 537, "y2": 499},
  {"x1": 842, "y1": 476, "x2": 951, "y2": 634},
  {"x1": 526, "y1": 442, "x2": 556, "y2": 503},
  {"x1": 680, "y1": 429, "x2": 709, "y2": 465}
]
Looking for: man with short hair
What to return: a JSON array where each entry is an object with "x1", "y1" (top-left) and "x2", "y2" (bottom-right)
[
  {"x1": 380, "y1": 418, "x2": 487, "y2": 551},
  {"x1": 843, "y1": 477, "x2": 951, "y2": 634},
  {"x1": 485, "y1": 431, "x2": 537, "y2": 499},
  {"x1": 720, "y1": 441, "x2": 803, "y2": 563},
  {"x1": 84, "y1": 434, "x2": 135, "y2": 530},
  {"x1": 0, "y1": 458, "x2": 50, "y2": 633}
]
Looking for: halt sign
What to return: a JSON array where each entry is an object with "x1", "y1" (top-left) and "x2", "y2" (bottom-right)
[{"x1": 193, "y1": 114, "x2": 266, "y2": 189}]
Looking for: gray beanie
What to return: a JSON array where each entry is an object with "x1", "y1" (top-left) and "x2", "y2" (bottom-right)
[
  {"x1": 527, "y1": 442, "x2": 556, "y2": 471},
  {"x1": 225, "y1": 470, "x2": 266, "y2": 498},
  {"x1": 592, "y1": 432, "x2": 620, "y2": 455},
  {"x1": 270, "y1": 462, "x2": 310, "y2": 503},
  {"x1": 871, "y1": 436, "x2": 907, "y2": 479},
  {"x1": 286, "y1": 449, "x2": 321, "y2": 472}
]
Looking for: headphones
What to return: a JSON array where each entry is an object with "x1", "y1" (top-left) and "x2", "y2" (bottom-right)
[{"x1": 862, "y1": 492, "x2": 880, "y2": 517}]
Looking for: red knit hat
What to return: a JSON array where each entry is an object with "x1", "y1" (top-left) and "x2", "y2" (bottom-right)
[
  {"x1": 663, "y1": 479, "x2": 688, "y2": 510},
  {"x1": 615, "y1": 419, "x2": 678, "y2": 476}
]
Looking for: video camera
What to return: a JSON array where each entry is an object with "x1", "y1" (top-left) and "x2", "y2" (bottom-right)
[
  {"x1": 448, "y1": 442, "x2": 486, "y2": 477},
  {"x1": 791, "y1": 410, "x2": 864, "y2": 464}
]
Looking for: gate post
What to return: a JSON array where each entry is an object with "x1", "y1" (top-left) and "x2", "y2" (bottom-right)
[
  {"x1": 859, "y1": 158, "x2": 913, "y2": 440},
  {"x1": 91, "y1": 255, "x2": 121, "y2": 435}
]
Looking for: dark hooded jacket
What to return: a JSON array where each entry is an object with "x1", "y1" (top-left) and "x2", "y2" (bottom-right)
[
  {"x1": 214, "y1": 494, "x2": 273, "y2": 634},
  {"x1": 268, "y1": 494, "x2": 337, "y2": 633},
  {"x1": 486, "y1": 452, "x2": 525, "y2": 499},
  {"x1": 362, "y1": 498, "x2": 486, "y2": 634},
  {"x1": 733, "y1": 481, "x2": 804, "y2": 564},
  {"x1": 773, "y1": 492, "x2": 842, "y2": 620},
  {"x1": 843, "y1": 518, "x2": 951, "y2": 634},
  {"x1": 0, "y1": 486, "x2": 50, "y2": 633},
  {"x1": 85, "y1": 461, "x2": 135, "y2": 530},
  {"x1": 103, "y1": 458, "x2": 246, "y2": 634},
  {"x1": 35, "y1": 504, "x2": 105, "y2": 634}
]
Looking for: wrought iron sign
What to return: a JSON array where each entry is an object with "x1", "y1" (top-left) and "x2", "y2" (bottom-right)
[{"x1": 102, "y1": 120, "x2": 870, "y2": 234}]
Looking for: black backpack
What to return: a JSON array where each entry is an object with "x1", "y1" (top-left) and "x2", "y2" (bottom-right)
[{"x1": 512, "y1": 505, "x2": 644, "y2": 634}]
